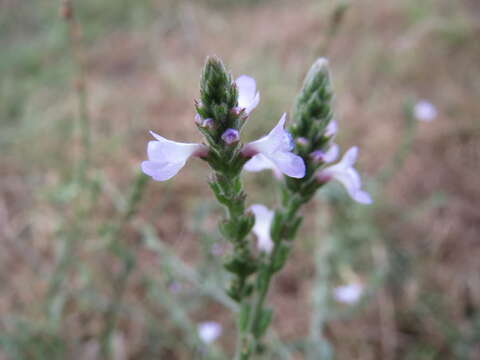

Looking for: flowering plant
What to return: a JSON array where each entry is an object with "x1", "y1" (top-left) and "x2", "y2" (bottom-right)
[{"x1": 142, "y1": 56, "x2": 371, "y2": 359}]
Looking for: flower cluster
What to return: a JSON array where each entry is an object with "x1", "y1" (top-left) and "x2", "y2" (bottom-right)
[
  {"x1": 142, "y1": 57, "x2": 373, "y2": 357},
  {"x1": 141, "y1": 74, "x2": 305, "y2": 182},
  {"x1": 141, "y1": 57, "x2": 372, "y2": 255}
]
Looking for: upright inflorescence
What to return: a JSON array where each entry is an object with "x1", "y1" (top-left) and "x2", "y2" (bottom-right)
[
  {"x1": 141, "y1": 56, "x2": 371, "y2": 359},
  {"x1": 196, "y1": 57, "x2": 259, "y2": 301}
]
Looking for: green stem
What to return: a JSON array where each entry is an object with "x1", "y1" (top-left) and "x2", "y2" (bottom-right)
[{"x1": 240, "y1": 192, "x2": 305, "y2": 358}]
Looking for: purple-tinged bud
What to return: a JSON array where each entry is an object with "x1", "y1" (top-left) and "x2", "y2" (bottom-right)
[
  {"x1": 310, "y1": 150, "x2": 325, "y2": 163},
  {"x1": 201, "y1": 118, "x2": 215, "y2": 130},
  {"x1": 230, "y1": 106, "x2": 244, "y2": 116},
  {"x1": 325, "y1": 120, "x2": 338, "y2": 138},
  {"x1": 310, "y1": 144, "x2": 339, "y2": 164},
  {"x1": 221, "y1": 128, "x2": 240, "y2": 145},
  {"x1": 194, "y1": 113, "x2": 203, "y2": 125},
  {"x1": 296, "y1": 137, "x2": 309, "y2": 147}
]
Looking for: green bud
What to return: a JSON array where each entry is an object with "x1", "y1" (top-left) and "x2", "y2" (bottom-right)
[
  {"x1": 198, "y1": 56, "x2": 238, "y2": 137},
  {"x1": 291, "y1": 57, "x2": 334, "y2": 149},
  {"x1": 223, "y1": 255, "x2": 257, "y2": 277}
]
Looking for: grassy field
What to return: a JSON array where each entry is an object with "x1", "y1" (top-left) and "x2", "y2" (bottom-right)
[{"x1": 1, "y1": 0, "x2": 479, "y2": 359}]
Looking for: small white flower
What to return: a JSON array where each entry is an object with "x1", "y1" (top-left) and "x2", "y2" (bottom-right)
[
  {"x1": 141, "y1": 131, "x2": 207, "y2": 181},
  {"x1": 243, "y1": 114, "x2": 306, "y2": 179},
  {"x1": 413, "y1": 100, "x2": 437, "y2": 122},
  {"x1": 249, "y1": 204, "x2": 274, "y2": 253},
  {"x1": 197, "y1": 321, "x2": 222, "y2": 344},
  {"x1": 235, "y1": 75, "x2": 260, "y2": 115},
  {"x1": 317, "y1": 146, "x2": 372, "y2": 204},
  {"x1": 333, "y1": 283, "x2": 363, "y2": 304}
]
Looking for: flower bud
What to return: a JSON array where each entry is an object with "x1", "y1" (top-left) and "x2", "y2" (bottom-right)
[
  {"x1": 201, "y1": 118, "x2": 215, "y2": 130},
  {"x1": 221, "y1": 128, "x2": 240, "y2": 145},
  {"x1": 194, "y1": 113, "x2": 203, "y2": 125}
]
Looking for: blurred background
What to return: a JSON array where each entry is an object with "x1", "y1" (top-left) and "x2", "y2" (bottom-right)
[{"x1": 1, "y1": 0, "x2": 479, "y2": 359}]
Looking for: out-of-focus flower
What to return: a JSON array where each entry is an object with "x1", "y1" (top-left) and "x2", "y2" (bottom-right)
[
  {"x1": 168, "y1": 281, "x2": 182, "y2": 294},
  {"x1": 249, "y1": 204, "x2": 274, "y2": 253},
  {"x1": 413, "y1": 100, "x2": 437, "y2": 122},
  {"x1": 316, "y1": 146, "x2": 372, "y2": 204},
  {"x1": 333, "y1": 283, "x2": 364, "y2": 304},
  {"x1": 235, "y1": 75, "x2": 260, "y2": 115},
  {"x1": 141, "y1": 131, "x2": 207, "y2": 181},
  {"x1": 325, "y1": 120, "x2": 338, "y2": 137},
  {"x1": 221, "y1": 128, "x2": 240, "y2": 145},
  {"x1": 197, "y1": 321, "x2": 222, "y2": 344},
  {"x1": 310, "y1": 143, "x2": 339, "y2": 164},
  {"x1": 242, "y1": 114, "x2": 306, "y2": 179}
]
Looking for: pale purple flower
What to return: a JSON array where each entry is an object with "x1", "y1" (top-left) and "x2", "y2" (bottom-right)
[
  {"x1": 221, "y1": 128, "x2": 240, "y2": 145},
  {"x1": 235, "y1": 75, "x2": 260, "y2": 115},
  {"x1": 310, "y1": 143, "x2": 339, "y2": 164},
  {"x1": 141, "y1": 131, "x2": 207, "y2": 181},
  {"x1": 333, "y1": 283, "x2": 363, "y2": 304},
  {"x1": 316, "y1": 146, "x2": 372, "y2": 204},
  {"x1": 195, "y1": 114, "x2": 214, "y2": 129},
  {"x1": 249, "y1": 204, "x2": 274, "y2": 253},
  {"x1": 413, "y1": 100, "x2": 437, "y2": 122},
  {"x1": 243, "y1": 114, "x2": 306, "y2": 179},
  {"x1": 197, "y1": 321, "x2": 222, "y2": 344},
  {"x1": 201, "y1": 118, "x2": 215, "y2": 129},
  {"x1": 325, "y1": 120, "x2": 338, "y2": 137},
  {"x1": 242, "y1": 153, "x2": 283, "y2": 179},
  {"x1": 168, "y1": 281, "x2": 183, "y2": 294}
]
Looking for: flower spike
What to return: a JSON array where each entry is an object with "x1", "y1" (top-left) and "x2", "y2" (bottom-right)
[
  {"x1": 235, "y1": 75, "x2": 260, "y2": 115},
  {"x1": 141, "y1": 131, "x2": 207, "y2": 182},
  {"x1": 243, "y1": 114, "x2": 306, "y2": 179},
  {"x1": 316, "y1": 146, "x2": 372, "y2": 204}
]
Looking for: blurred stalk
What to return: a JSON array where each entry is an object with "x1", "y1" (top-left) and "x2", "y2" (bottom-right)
[
  {"x1": 46, "y1": 0, "x2": 92, "y2": 327},
  {"x1": 307, "y1": 207, "x2": 334, "y2": 360},
  {"x1": 100, "y1": 172, "x2": 149, "y2": 358},
  {"x1": 311, "y1": 0, "x2": 350, "y2": 58},
  {"x1": 60, "y1": 0, "x2": 91, "y2": 186},
  {"x1": 376, "y1": 105, "x2": 418, "y2": 186}
]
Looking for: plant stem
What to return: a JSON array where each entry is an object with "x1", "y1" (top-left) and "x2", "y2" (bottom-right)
[
  {"x1": 100, "y1": 173, "x2": 149, "y2": 358},
  {"x1": 238, "y1": 192, "x2": 305, "y2": 358}
]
